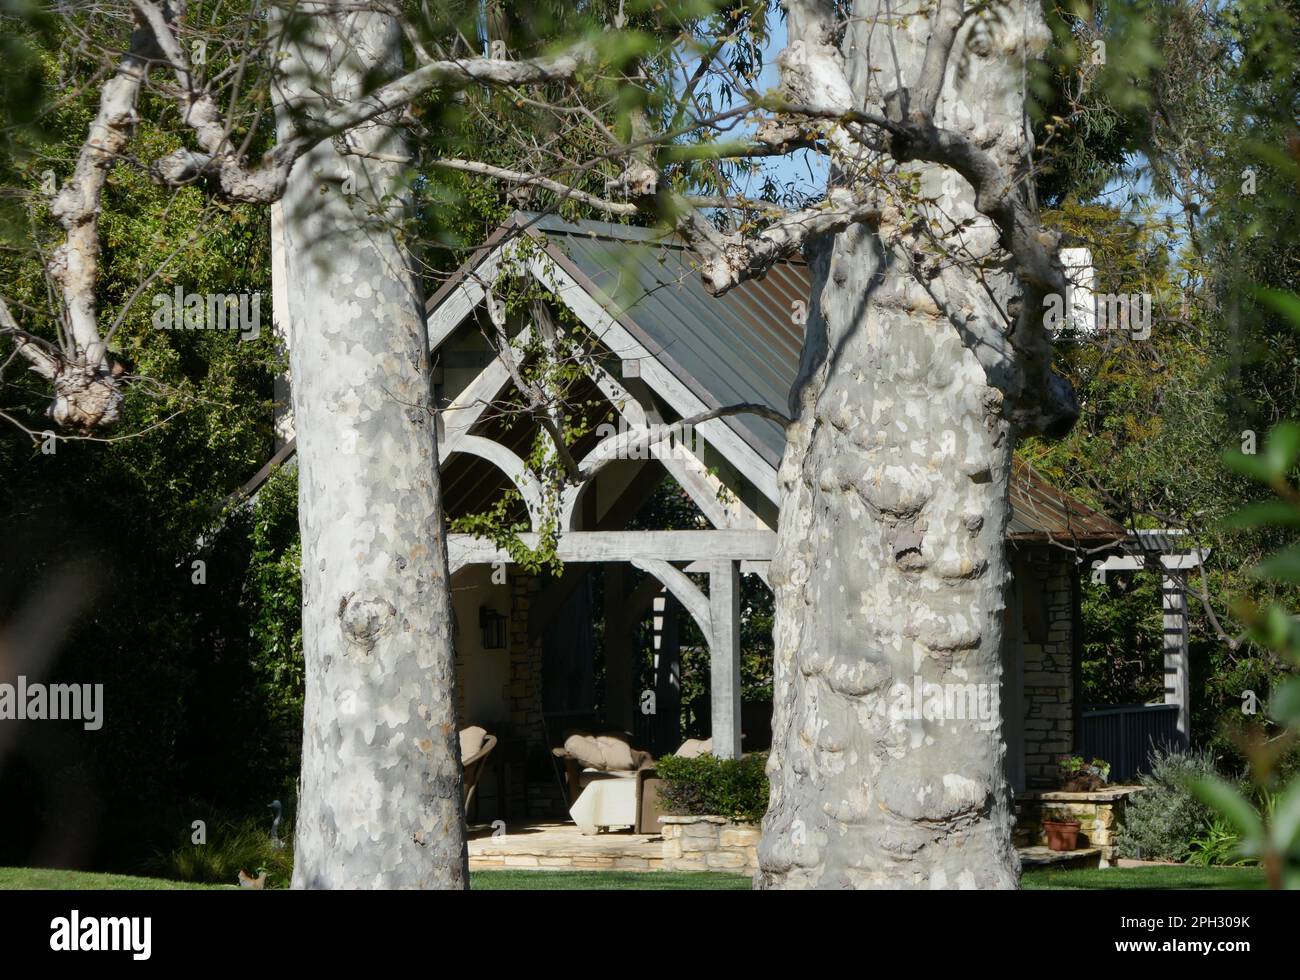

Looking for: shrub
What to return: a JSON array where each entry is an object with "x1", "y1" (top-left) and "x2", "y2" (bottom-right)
[
  {"x1": 1118, "y1": 747, "x2": 1222, "y2": 861},
  {"x1": 1186, "y1": 815, "x2": 1254, "y2": 867},
  {"x1": 654, "y1": 753, "x2": 769, "y2": 823},
  {"x1": 148, "y1": 813, "x2": 294, "y2": 888}
]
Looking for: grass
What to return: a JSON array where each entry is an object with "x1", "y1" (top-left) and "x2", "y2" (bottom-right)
[
  {"x1": 0, "y1": 864, "x2": 1268, "y2": 891},
  {"x1": 0, "y1": 866, "x2": 747, "y2": 890},
  {"x1": 0, "y1": 867, "x2": 228, "y2": 890},
  {"x1": 1022, "y1": 865, "x2": 1265, "y2": 890}
]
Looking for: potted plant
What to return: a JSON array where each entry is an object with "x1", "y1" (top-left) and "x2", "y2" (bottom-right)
[
  {"x1": 1042, "y1": 815, "x2": 1082, "y2": 851},
  {"x1": 1057, "y1": 754, "x2": 1111, "y2": 793}
]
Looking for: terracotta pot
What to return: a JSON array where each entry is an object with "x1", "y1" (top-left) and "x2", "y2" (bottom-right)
[{"x1": 1042, "y1": 819, "x2": 1082, "y2": 852}]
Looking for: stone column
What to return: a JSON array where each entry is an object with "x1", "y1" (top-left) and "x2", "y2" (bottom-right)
[{"x1": 507, "y1": 572, "x2": 548, "y2": 815}]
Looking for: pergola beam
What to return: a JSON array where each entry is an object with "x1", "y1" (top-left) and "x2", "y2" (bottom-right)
[
  {"x1": 448, "y1": 529, "x2": 776, "y2": 572},
  {"x1": 1162, "y1": 571, "x2": 1191, "y2": 747},
  {"x1": 437, "y1": 325, "x2": 533, "y2": 458},
  {"x1": 528, "y1": 254, "x2": 780, "y2": 503},
  {"x1": 426, "y1": 250, "x2": 503, "y2": 353},
  {"x1": 1091, "y1": 533, "x2": 1205, "y2": 751}
]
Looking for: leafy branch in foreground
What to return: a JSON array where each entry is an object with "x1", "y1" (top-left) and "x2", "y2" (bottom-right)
[{"x1": 1195, "y1": 295, "x2": 1300, "y2": 889}]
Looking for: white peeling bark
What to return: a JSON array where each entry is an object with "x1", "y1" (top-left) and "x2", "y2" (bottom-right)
[
  {"x1": 0, "y1": 21, "x2": 150, "y2": 428},
  {"x1": 277, "y1": 4, "x2": 465, "y2": 889},
  {"x1": 757, "y1": 0, "x2": 1052, "y2": 889}
]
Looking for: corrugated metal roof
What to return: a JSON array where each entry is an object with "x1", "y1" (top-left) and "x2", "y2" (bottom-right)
[
  {"x1": 1008, "y1": 458, "x2": 1127, "y2": 542},
  {"x1": 514, "y1": 212, "x2": 1125, "y2": 543},
  {"x1": 522, "y1": 212, "x2": 798, "y2": 466}
]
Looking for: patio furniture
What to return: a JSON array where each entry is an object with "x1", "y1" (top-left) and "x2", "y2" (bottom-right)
[
  {"x1": 569, "y1": 771, "x2": 640, "y2": 834},
  {"x1": 552, "y1": 730, "x2": 654, "y2": 804},
  {"x1": 459, "y1": 726, "x2": 498, "y2": 820},
  {"x1": 554, "y1": 732, "x2": 711, "y2": 834}
]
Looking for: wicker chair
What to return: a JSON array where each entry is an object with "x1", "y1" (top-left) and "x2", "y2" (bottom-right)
[{"x1": 459, "y1": 727, "x2": 498, "y2": 820}]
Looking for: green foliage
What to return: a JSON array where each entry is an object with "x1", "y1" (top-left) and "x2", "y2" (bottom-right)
[
  {"x1": 1057, "y1": 755, "x2": 1110, "y2": 789},
  {"x1": 235, "y1": 464, "x2": 306, "y2": 787},
  {"x1": 149, "y1": 812, "x2": 294, "y2": 889},
  {"x1": 654, "y1": 752, "x2": 768, "y2": 823},
  {"x1": 1118, "y1": 747, "x2": 1222, "y2": 861},
  {"x1": 0, "y1": 13, "x2": 294, "y2": 872},
  {"x1": 1186, "y1": 815, "x2": 1253, "y2": 868},
  {"x1": 1032, "y1": 1, "x2": 1158, "y2": 205},
  {"x1": 1025, "y1": 0, "x2": 1300, "y2": 758},
  {"x1": 1192, "y1": 408, "x2": 1300, "y2": 888}
]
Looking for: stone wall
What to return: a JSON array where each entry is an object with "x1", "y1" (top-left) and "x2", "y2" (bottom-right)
[
  {"x1": 1013, "y1": 788, "x2": 1141, "y2": 866},
  {"x1": 508, "y1": 572, "x2": 566, "y2": 817},
  {"x1": 1018, "y1": 550, "x2": 1076, "y2": 787},
  {"x1": 660, "y1": 816, "x2": 759, "y2": 873}
]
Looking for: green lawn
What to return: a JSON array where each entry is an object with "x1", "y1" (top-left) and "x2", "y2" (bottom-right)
[
  {"x1": 0, "y1": 866, "x2": 747, "y2": 890},
  {"x1": 0, "y1": 866, "x2": 227, "y2": 890},
  {"x1": 1022, "y1": 865, "x2": 1265, "y2": 890},
  {"x1": 0, "y1": 864, "x2": 1267, "y2": 890}
]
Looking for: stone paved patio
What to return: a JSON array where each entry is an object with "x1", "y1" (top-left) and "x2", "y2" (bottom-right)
[
  {"x1": 468, "y1": 822, "x2": 1104, "y2": 873},
  {"x1": 468, "y1": 822, "x2": 665, "y2": 871}
]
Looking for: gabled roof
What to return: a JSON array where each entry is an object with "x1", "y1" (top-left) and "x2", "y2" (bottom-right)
[
  {"x1": 518, "y1": 213, "x2": 799, "y2": 466},
  {"x1": 237, "y1": 212, "x2": 1126, "y2": 546},
  {"x1": 426, "y1": 211, "x2": 800, "y2": 469},
  {"x1": 425, "y1": 212, "x2": 1126, "y2": 545}
]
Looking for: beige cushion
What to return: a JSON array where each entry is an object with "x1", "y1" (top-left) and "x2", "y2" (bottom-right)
[
  {"x1": 564, "y1": 732, "x2": 642, "y2": 771},
  {"x1": 675, "y1": 738, "x2": 712, "y2": 759},
  {"x1": 459, "y1": 726, "x2": 487, "y2": 761}
]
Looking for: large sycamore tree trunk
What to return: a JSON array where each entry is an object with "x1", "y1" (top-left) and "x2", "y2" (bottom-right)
[
  {"x1": 758, "y1": 0, "x2": 1049, "y2": 889},
  {"x1": 278, "y1": 5, "x2": 466, "y2": 889}
]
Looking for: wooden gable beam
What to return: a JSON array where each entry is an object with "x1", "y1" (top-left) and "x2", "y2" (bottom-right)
[
  {"x1": 527, "y1": 253, "x2": 780, "y2": 504},
  {"x1": 437, "y1": 325, "x2": 533, "y2": 459}
]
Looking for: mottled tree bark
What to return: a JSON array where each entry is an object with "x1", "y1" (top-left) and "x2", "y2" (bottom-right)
[
  {"x1": 757, "y1": 0, "x2": 1053, "y2": 889},
  {"x1": 278, "y1": 5, "x2": 466, "y2": 889}
]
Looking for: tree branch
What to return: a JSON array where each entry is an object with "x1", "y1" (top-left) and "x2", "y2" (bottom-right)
[
  {"x1": 134, "y1": 0, "x2": 599, "y2": 203},
  {"x1": 684, "y1": 187, "x2": 882, "y2": 296},
  {"x1": 1, "y1": 14, "x2": 152, "y2": 428},
  {"x1": 906, "y1": 0, "x2": 965, "y2": 123}
]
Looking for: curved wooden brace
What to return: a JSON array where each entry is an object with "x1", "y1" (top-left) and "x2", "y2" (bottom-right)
[
  {"x1": 630, "y1": 558, "x2": 711, "y2": 641},
  {"x1": 572, "y1": 354, "x2": 770, "y2": 534},
  {"x1": 451, "y1": 434, "x2": 545, "y2": 530},
  {"x1": 558, "y1": 356, "x2": 653, "y2": 530},
  {"x1": 558, "y1": 424, "x2": 660, "y2": 530}
]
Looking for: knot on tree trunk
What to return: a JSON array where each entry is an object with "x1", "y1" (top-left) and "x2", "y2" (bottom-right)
[
  {"x1": 338, "y1": 592, "x2": 397, "y2": 653},
  {"x1": 50, "y1": 369, "x2": 123, "y2": 430},
  {"x1": 605, "y1": 160, "x2": 658, "y2": 202}
]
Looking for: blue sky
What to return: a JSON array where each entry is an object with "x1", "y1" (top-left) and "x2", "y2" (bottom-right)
[{"x1": 726, "y1": 15, "x2": 828, "y2": 205}]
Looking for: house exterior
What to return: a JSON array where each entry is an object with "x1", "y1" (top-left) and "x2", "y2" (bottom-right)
[{"x1": 255, "y1": 211, "x2": 1204, "y2": 821}]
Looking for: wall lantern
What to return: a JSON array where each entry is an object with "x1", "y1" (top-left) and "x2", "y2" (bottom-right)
[{"x1": 479, "y1": 606, "x2": 507, "y2": 649}]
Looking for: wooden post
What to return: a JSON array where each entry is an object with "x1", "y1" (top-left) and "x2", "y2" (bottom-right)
[
  {"x1": 604, "y1": 563, "x2": 635, "y2": 732},
  {"x1": 1161, "y1": 569, "x2": 1190, "y2": 748},
  {"x1": 653, "y1": 591, "x2": 681, "y2": 754},
  {"x1": 708, "y1": 560, "x2": 742, "y2": 759}
]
